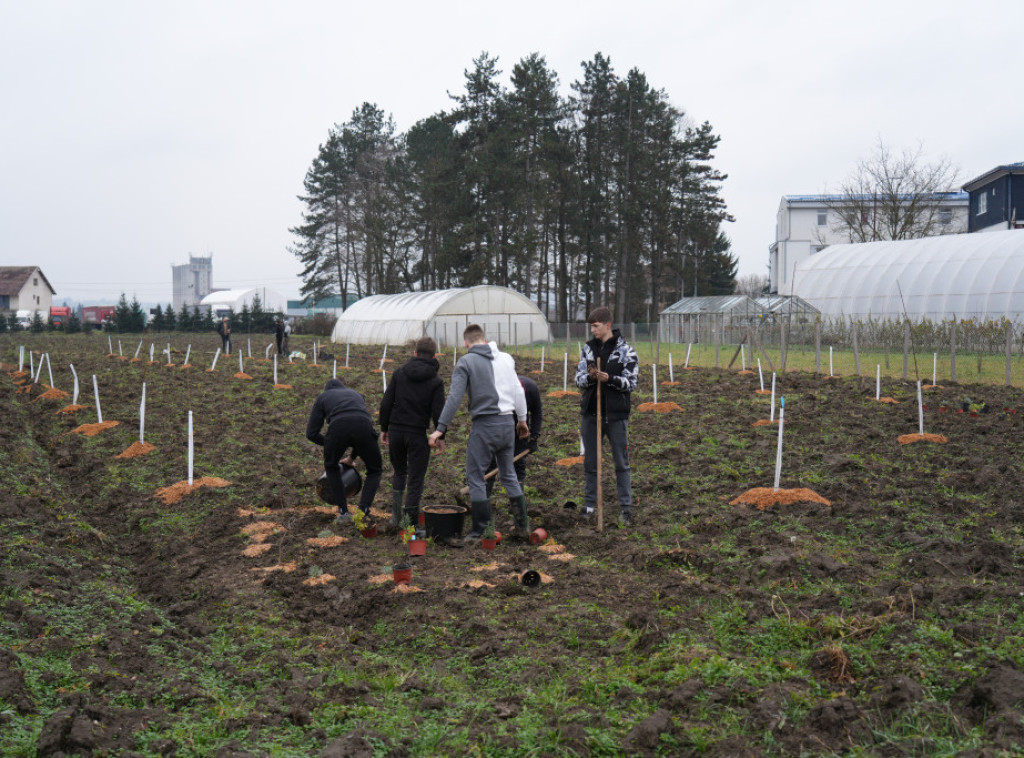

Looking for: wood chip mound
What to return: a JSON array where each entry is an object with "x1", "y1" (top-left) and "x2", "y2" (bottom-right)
[
  {"x1": 303, "y1": 574, "x2": 336, "y2": 586},
  {"x1": 546, "y1": 553, "x2": 575, "y2": 562},
  {"x1": 242, "y1": 543, "x2": 273, "y2": 557},
  {"x1": 752, "y1": 419, "x2": 780, "y2": 427},
  {"x1": 637, "y1": 402, "x2": 683, "y2": 413},
  {"x1": 71, "y1": 420, "x2": 121, "y2": 436},
  {"x1": 251, "y1": 563, "x2": 297, "y2": 574},
  {"x1": 116, "y1": 441, "x2": 156, "y2": 459},
  {"x1": 368, "y1": 574, "x2": 392, "y2": 584},
  {"x1": 897, "y1": 433, "x2": 949, "y2": 445},
  {"x1": 922, "y1": 384, "x2": 944, "y2": 390},
  {"x1": 536, "y1": 544, "x2": 566, "y2": 554},
  {"x1": 34, "y1": 388, "x2": 70, "y2": 402},
  {"x1": 205, "y1": 369, "x2": 217, "y2": 373},
  {"x1": 876, "y1": 397, "x2": 901, "y2": 404},
  {"x1": 56, "y1": 404, "x2": 87, "y2": 415},
  {"x1": 234, "y1": 372, "x2": 253, "y2": 380},
  {"x1": 825, "y1": 375, "x2": 841, "y2": 380},
  {"x1": 241, "y1": 521, "x2": 286, "y2": 541},
  {"x1": 154, "y1": 476, "x2": 232, "y2": 504},
  {"x1": 731, "y1": 487, "x2": 831, "y2": 509},
  {"x1": 471, "y1": 562, "x2": 501, "y2": 572},
  {"x1": 755, "y1": 389, "x2": 772, "y2": 395},
  {"x1": 307, "y1": 505, "x2": 337, "y2": 515},
  {"x1": 274, "y1": 384, "x2": 293, "y2": 390},
  {"x1": 660, "y1": 381, "x2": 681, "y2": 386},
  {"x1": 393, "y1": 584, "x2": 423, "y2": 593},
  {"x1": 306, "y1": 535, "x2": 349, "y2": 547},
  {"x1": 462, "y1": 579, "x2": 496, "y2": 589},
  {"x1": 556, "y1": 456, "x2": 584, "y2": 467},
  {"x1": 738, "y1": 370, "x2": 754, "y2": 375},
  {"x1": 546, "y1": 390, "x2": 580, "y2": 397}
]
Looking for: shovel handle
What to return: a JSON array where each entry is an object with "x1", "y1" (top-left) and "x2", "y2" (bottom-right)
[{"x1": 458, "y1": 448, "x2": 531, "y2": 496}]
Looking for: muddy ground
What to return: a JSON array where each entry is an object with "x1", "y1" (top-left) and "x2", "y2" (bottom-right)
[{"x1": 3, "y1": 333, "x2": 1024, "y2": 756}]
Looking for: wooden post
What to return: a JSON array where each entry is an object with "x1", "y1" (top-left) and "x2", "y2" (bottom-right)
[
  {"x1": 951, "y1": 319, "x2": 958, "y2": 383},
  {"x1": 1006, "y1": 320, "x2": 1013, "y2": 387},
  {"x1": 903, "y1": 320, "x2": 910, "y2": 380},
  {"x1": 596, "y1": 358, "x2": 603, "y2": 533},
  {"x1": 852, "y1": 322, "x2": 861, "y2": 376},
  {"x1": 814, "y1": 322, "x2": 821, "y2": 375}
]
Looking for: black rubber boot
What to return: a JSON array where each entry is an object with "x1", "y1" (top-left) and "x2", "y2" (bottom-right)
[
  {"x1": 509, "y1": 494, "x2": 530, "y2": 538},
  {"x1": 463, "y1": 499, "x2": 491, "y2": 545},
  {"x1": 620, "y1": 506, "x2": 634, "y2": 526}
]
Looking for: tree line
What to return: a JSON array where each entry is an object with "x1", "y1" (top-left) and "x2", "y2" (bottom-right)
[{"x1": 290, "y1": 51, "x2": 736, "y2": 323}]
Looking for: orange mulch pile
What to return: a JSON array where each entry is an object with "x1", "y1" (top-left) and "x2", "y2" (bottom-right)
[
  {"x1": 461, "y1": 579, "x2": 496, "y2": 589},
  {"x1": 306, "y1": 535, "x2": 349, "y2": 547},
  {"x1": 546, "y1": 390, "x2": 580, "y2": 397},
  {"x1": 684, "y1": 366, "x2": 698, "y2": 371},
  {"x1": 34, "y1": 388, "x2": 70, "y2": 402},
  {"x1": 752, "y1": 419, "x2": 780, "y2": 427},
  {"x1": 234, "y1": 372, "x2": 253, "y2": 380},
  {"x1": 923, "y1": 384, "x2": 944, "y2": 390},
  {"x1": 56, "y1": 404, "x2": 87, "y2": 415},
  {"x1": 367, "y1": 574, "x2": 392, "y2": 584},
  {"x1": 730, "y1": 487, "x2": 831, "y2": 509},
  {"x1": 897, "y1": 433, "x2": 949, "y2": 445},
  {"x1": 242, "y1": 543, "x2": 273, "y2": 557},
  {"x1": 240, "y1": 521, "x2": 286, "y2": 542},
  {"x1": 875, "y1": 397, "x2": 901, "y2": 404},
  {"x1": 116, "y1": 441, "x2": 156, "y2": 459},
  {"x1": 660, "y1": 381, "x2": 680, "y2": 386},
  {"x1": 274, "y1": 384, "x2": 293, "y2": 390},
  {"x1": 154, "y1": 476, "x2": 232, "y2": 504},
  {"x1": 393, "y1": 584, "x2": 424, "y2": 594},
  {"x1": 637, "y1": 401, "x2": 683, "y2": 413},
  {"x1": 205, "y1": 369, "x2": 218, "y2": 373},
  {"x1": 251, "y1": 563, "x2": 297, "y2": 575},
  {"x1": 545, "y1": 553, "x2": 575, "y2": 562},
  {"x1": 71, "y1": 420, "x2": 121, "y2": 436},
  {"x1": 738, "y1": 370, "x2": 754, "y2": 375},
  {"x1": 530, "y1": 369, "x2": 545, "y2": 374},
  {"x1": 755, "y1": 389, "x2": 772, "y2": 395},
  {"x1": 130, "y1": 358, "x2": 142, "y2": 363},
  {"x1": 556, "y1": 456, "x2": 584, "y2": 467},
  {"x1": 825, "y1": 375, "x2": 841, "y2": 380},
  {"x1": 303, "y1": 573, "x2": 337, "y2": 586}
]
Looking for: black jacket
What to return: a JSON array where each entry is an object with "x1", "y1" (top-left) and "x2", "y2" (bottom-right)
[
  {"x1": 305, "y1": 378, "x2": 374, "y2": 446},
  {"x1": 518, "y1": 375, "x2": 543, "y2": 441},
  {"x1": 379, "y1": 356, "x2": 445, "y2": 434}
]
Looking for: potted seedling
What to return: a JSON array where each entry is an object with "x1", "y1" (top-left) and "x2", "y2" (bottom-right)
[
  {"x1": 481, "y1": 517, "x2": 498, "y2": 550},
  {"x1": 353, "y1": 509, "x2": 378, "y2": 539},
  {"x1": 400, "y1": 513, "x2": 426, "y2": 556},
  {"x1": 392, "y1": 561, "x2": 412, "y2": 585}
]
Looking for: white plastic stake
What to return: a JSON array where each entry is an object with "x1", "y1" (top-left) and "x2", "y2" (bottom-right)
[
  {"x1": 139, "y1": 382, "x2": 146, "y2": 444},
  {"x1": 333, "y1": 360, "x2": 337, "y2": 379},
  {"x1": 382, "y1": 369, "x2": 387, "y2": 391},
  {"x1": 134, "y1": 340, "x2": 142, "y2": 359},
  {"x1": 210, "y1": 348, "x2": 220, "y2": 372},
  {"x1": 93, "y1": 375, "x2": 103, "y2": 423},
  {"x1": 563, "y1": 353, "x2": 568, "y2": 392},
  {"x1": 932, "y1": 353, "x2": 937, "y2": 386},
  {"x1": 184, "y1": 345, "x2": 191, "y2": 366},
  {"x1": 540, "y1": 345, "x2": 546, "y2": 372},
  {"x1": 741, "y1": 344, "x2": 746, "y2": 371},
  {"x1": 757, "y1": 358, "x2": 764, "y2": 391},
  {"x1": 29, "y1": 350, "x2": 35, "y2": 379},
  {"x1": 314, "y1": 342, "x2": 318, "y2": 365},
  {"x1": 684, "y1": 343, "x2": 692, "y2": 369},
  {"x1": 876, "y1": 365, "x2": 881, "y2": 400},
  {"x1": 917, "y1": 380, "x2": 924, "y2": 435},
  {"x1": 238, "y1": 350, "x2": 243, "y2": 374},
  {"x1": 378, "y1": 343, "x2": 387, "y2": 370},
  {"x1": 265, "y1": 343, "x2": 272, "y2": 358},
  {"x1": 69, "y1": 363, "x2": 79, "y2": 405},
  {"x1": 118, "y1": 340, "x2": 123, "y2": 357},
  {"x1": 579, "y1": 435, "x2": 585, "y2": 455},
  {"x1": 166, "y1": 343, "x2": 171, "y2": 365},
  {"x1": 274, "y1": 355, "x2": 278, "y2": 384},
  {"x1": 33, "y1": 353, "x2": 43, "y2": 383},
  {"x1": 149, "y1": 344, "x2": 154, "y2": 362},
  {"x1": 653, "y1": 365, "x2": 658, "y2": 403},
  {"x1": 829, "y1": 346, "x2": 834, "y2": 376},
  {"x1": 669, "y1": 353, "x2": 674, "y2": 382},
  {"x1": 247, "y1": 339, "x2": 252, "y2": 359},
  {"x1": 19, "y1": 346, "x2": 25, "y2": 372},
  {"x1": 773, "y1": 397, "x2": 785, "y2": 491},
  {"x1": 187, "y1": 410, "x2": 194, "y2": 486},
  {"x1": 45, "y1": 354, "x2": 54, "y2": 388},
  {"x1": 770, "y1": 373, "x2": 776, "y2": 422},
  {"x1": 108, "y1": 335, "x2": 113, "y2": 354},
  {"x1": 345, "y1": 343, "x2": 350, "y2": 368}
]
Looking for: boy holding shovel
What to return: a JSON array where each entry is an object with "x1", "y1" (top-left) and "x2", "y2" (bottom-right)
[{"x1": 429, "y1": 324, "x2": 530, "y2": 542}]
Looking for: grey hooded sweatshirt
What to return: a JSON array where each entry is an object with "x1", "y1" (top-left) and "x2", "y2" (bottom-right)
[{"x1": 436, "y1": 343, "x2": 523, "y2": 433}]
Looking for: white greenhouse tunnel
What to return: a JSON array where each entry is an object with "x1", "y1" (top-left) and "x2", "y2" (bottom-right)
[
  {"x1": 330, "y1": 286, "x2": 552, "y2": 347},
  {"x1": 199, "y1": 288, "x2": 288, "y2": 318},
  {"x1": 790, "y1": 230, "x2": 1024, "y2": 320}
]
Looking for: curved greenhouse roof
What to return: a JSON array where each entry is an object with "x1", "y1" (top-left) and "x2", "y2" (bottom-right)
[
  {"x1": 792, "y1": 230, "x2": 1024, "y2": 320},
  {"x1": 200, "y1": 288, "x2": 287, "y2": 315},
  {"x1": 330, "y1": 286, "x2": 552, "y2": 346}
]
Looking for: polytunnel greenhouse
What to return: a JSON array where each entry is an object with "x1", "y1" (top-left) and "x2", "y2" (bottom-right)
[
  {"x1": 329, "y1": 286, "x2": 552, "y2": 347},
  {"x1": 791, "y1": 230, "x2": 1024, "y2": 320}
]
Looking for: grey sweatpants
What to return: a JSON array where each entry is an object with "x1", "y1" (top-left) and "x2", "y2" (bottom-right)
[
  {"x1": 582, "y1": 415, "x2": 632, "y2": 511},
  {"x1": 466, "y1": 414, "x2": 522, "y2": 501}
]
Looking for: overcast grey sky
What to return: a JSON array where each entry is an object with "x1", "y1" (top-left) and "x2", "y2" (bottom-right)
[{"x1": 1, "y1": 0, "x2": 1017, "y2": 306}]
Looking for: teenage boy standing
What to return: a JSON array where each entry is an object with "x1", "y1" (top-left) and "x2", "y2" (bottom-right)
[
  {"x1": 428, "y1": 324, "x2": 530, "y2": 542},
  {"x1": 379, "y1": 336, "x2": 445, "y2": 528},
  {"x1": 575, "y1": 307, "x2": 639, "y2": 525}
]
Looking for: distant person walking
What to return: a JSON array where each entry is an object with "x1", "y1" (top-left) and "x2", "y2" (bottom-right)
[
  {"x1": 275, "y1": 317, "x2": 285, "y2": 356},
  {"x1": 216, "y1": 316, "x2": 232, "y2": 355},
  {"x1": 379, "y1": 336, "x2": 445, "y2": 529},
  {"x1": 306, "y1": 378, "x2": 383, "y2": 523}
]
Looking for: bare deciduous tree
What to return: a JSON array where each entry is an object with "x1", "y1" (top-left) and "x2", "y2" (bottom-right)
[
  {"x1": 819, "y1": 139, "x2": 963, "y2": 244},
  {"x1": 734, "y1": 272, "x2": 768, "y2": 298}
]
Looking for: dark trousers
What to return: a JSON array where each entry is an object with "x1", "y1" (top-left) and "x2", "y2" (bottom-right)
[
  {"x1": 582, "y1": 414, "x2": 631, "y2": 512},
  {"x1": 276, "y1": 335, "x2": 284, "y2": 355},
  {"x1": 220, "y1": 334, "x2": 231, "y2": 355},
  {"x1": 324, "y1": 416, "x2": 382, "y2": 514},
  {"x1": 388, "y1": 429, "x2": 431, "y2": 513}
]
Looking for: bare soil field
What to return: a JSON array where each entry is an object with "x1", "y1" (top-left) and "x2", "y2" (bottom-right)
[{"x1": 3, "y1": 333, "x2": 1024, "y2": 756}]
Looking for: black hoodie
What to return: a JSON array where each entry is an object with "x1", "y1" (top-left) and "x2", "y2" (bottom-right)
[
  {"x1": 379, "y1": 356, "x2": 445, "y2": 434},
  {"x1": 305, "y1": 378, "x2": 373, "y2": 446}
]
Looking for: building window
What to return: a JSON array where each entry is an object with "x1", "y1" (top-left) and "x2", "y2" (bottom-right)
[
  {"x1": 817, "y1": 210, "x2": 827, "y2": 226},
  {"x1": 33, "y1": 277, "x2": 38, "y2": 286},
  {"x1": 978, "y1": 193, "x2": 987, "y2": 215},
  {"x1": 938, "y1": 208, "x2": 952, "y2": 225}
]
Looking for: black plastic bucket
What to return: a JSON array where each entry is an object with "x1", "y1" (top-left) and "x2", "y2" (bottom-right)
[
  {"x1": 315, "y1": 464, "x2": 363, "y2": 505},
  {"x1": 422, "y1": 504, "x2": 466, "y2": 541}
]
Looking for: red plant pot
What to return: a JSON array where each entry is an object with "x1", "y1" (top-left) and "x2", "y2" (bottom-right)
[
  {"x1": 939, "y1": 406, "x2": 949, "y2": 412},
  {"x1": 969, "y1": 411, "x2": 979, "y2": 417},
  {"x1": 393, "y1": 566, "x2": 412, "y2": 584},
  {"x1": 529, "y1": 528, "x2": 548, "y2": 545},
  {"x1": 481, "y1": 538, "x2": 498, "y2": 550},
  {"x1": 361, "y1": 525, "x2": 378, "y2": 539},
  {"x1": 408, "y1": 539, "x2": 427, "y2": 556},
  {"x1": 417, "y1": 512, "x2": 426, "y2": 527},
  {"x1": 494, "y1": 530, "x2": 503, "y2": 545}
]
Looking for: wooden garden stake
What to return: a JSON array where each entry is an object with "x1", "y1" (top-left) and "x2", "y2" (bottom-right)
[
  {"x1": 209, "y1": 348, "x2": 220, "y2": 372},
  {"x1": 829, "y1": 346, "x2": 833, "y2": 376},
  {"x1": 313, "y1": 342, "x2": 318, "y2": 365},
  {"x1": 773, "y1": 397, "x2": 785, "y2": 491},
  {"x1": 596, "y1": 357, "x2": 603, "y2": 532},
  {"x1": 187, "y1": 410, "x2": 194, "y2": 486},
  {"x1": 757, "y1": 358, "x2": 764, "y2": 391},
  {"x1": 93, "y1": 375, "x2": 103, "y2": 423},
  {"x1": 140, "y1": 382, "x2": 146, "y2": 444}
]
